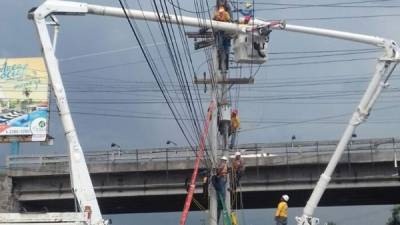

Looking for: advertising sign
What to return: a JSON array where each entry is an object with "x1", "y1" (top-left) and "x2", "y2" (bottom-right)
[{"x1": 0, "y1": 57, "x2": 49, "y2": 142}]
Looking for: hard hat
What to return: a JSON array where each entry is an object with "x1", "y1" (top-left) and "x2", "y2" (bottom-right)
[
  {"x1": 217, "y1": 0, "x2": 227, "y2": 6},
  {"x1": 221, "y1": 156, "x2": 228, "y2": 161},
  {"x1": 235, "y1": 151, "x2": 241, "y2": 156},
  {"x1": 282, "y1": 194, "x2": 289, "y2": 202},
  {"x1": 245, "y1": 2, "x2": 252, "y2": 8}
]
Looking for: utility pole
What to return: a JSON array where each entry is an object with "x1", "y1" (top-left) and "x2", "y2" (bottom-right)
[
  {"x1": 208, "y1": 86, "x2": 218, "y2": 225},
  {"x1": 192, "y1": 32, "x2": 254, "y2": 225}
]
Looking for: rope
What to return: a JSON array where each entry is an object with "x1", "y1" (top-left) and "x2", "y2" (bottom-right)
[
  {"x1": 192, "y1": 197, "x2": 207, "y2": 211},
  {"x1": 239, "y1": 181, "x2": 247, "y2": 225}
]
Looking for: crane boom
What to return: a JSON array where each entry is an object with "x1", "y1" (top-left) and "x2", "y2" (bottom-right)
[
  {"x1": 28, "y1": 1, "x2": 400, "y2": 225},
  {"x1": 29, "y1": 3, "x2": 103, "y2": 225}
]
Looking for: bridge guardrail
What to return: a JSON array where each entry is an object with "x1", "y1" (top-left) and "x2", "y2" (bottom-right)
[{"x1": 5, "y1": 137, "x2": 400, "y2": 169}]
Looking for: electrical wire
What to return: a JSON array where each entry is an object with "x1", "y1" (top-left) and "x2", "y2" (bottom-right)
[
  {"x1": 118, "y1": 0, "x2": 197, "y2": 150},
  {"x1": 240, "y1": 103, "x2": 400, "y2": 132}
]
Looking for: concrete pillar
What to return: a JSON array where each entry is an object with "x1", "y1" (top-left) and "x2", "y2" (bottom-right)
[{"x1": 0, "y1": 175, "x2": 19, "y2": 213}]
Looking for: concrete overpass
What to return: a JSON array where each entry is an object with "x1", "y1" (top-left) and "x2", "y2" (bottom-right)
[{"x1": 1, "y1": 137, "x2": 400, "y2": 213}]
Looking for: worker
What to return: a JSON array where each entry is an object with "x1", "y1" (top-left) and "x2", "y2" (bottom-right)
[
  {"x1": 199, "y1": 169, "x2": 209, "y2": 199},
  {"x1": 214, "y1": 4, "x2": 231, "y2": 22},
  {"x1": 212, "y1": 156, "x2": 229, "y2": 224},
  {"x1": 213, "y1": 156, "x2": 228, "y2": 196},
  {"x1": 215, "y1": 0, "x2": 232, "y2": 19},
  {"x1": 229, "y1": 109, "x2": 240, "y2": 149},
  {"x1": 184, "y1": 177, "x2": 190, "y2": 192},
  {"x1": 213, "y1": 0, "x2": 232, "y2": 72},
  {"x1": 232, "y1": 151, "x2": 244, "y2": 191},
  {"x1": 275, "y1": 194, "x2": 289, "y2": 225},
  {"x1": 233, "y1": 2, "x2": 253, "y2": 24}
]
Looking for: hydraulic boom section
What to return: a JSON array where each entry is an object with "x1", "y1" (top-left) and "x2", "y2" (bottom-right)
[{"x1": 28, "y1": 2, "x2": 104, "y2": 225}]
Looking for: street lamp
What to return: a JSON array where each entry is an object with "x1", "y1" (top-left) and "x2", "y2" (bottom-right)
[
  {"x1": 166, "y1": 140, "x2": 177, "y2": 146},
  {"x1": 111, "y1": 142, "x2": 121, "y2": 156},
  {"x1": 111, "y1": 142, "x2": 121, "y2": 149},
  {"x1": 291, "y1": 135, "x2": 296, "y2": 149},
  {"x1": 166, "y1": 140, "x2": 180, "y2": 157}
]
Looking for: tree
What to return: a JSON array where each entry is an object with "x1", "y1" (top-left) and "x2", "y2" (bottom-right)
[{"x1": 387, "y1": 206, "x2": 400, "y2": 225}]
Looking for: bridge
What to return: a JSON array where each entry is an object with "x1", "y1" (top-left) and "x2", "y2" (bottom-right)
[{"x1": 1, "y1": 137, "x2": 400, "y2": 214}]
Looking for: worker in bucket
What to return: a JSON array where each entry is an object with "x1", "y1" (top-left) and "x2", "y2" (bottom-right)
[
  {"x1": 275, "y1": 194, "x2": 289, "y2": 225},
  {"x1": 213, "y1": 0, "x2": 232, "y2": 72}
]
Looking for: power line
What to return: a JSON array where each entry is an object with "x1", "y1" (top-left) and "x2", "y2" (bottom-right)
[
  {"x1": 284, "y1": 13, "x2": 400, "y2": 21},
  {"x1": 59, "y1": 42, "x2": 165, "y2": 62},
  {"x1": 118, "y1": 0, "x2": 197, "y2": 150},
  {"x1": 48, "y1": 108, "x2": 400, "y2": 126},
  {"x1": 136, "y1": 0, "x2": 201, "y2": 147},
  {"x1": 240, "y1": 103, "x2": 400, "y2": 132},
  {"x1": 233, "y1": 56, "x2": 376, "y2": 68},
  {"x1": 152, "y1": 0, "x2": 203, "y2": 146},
  {"x1": 238, "y1": 0, "x2": 400, "y2": 11}
]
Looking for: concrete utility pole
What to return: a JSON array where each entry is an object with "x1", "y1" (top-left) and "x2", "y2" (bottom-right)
[
  {"x1": 208, "y1": 84, "x2": 218, "y2": 225},
  {"x1": 192, "y1": 26, "x2": 255, "y2": 225},
  {"x1": 198, "y1": 33, "x2": 254, "y2": 225}
]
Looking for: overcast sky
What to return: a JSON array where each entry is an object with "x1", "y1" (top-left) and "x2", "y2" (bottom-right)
[
  {"x1": 1, "y1": 1, "x2": 400, "y2": 153},
  {"x1": 1, "y1": 0, "x2": 400, "y2": 225}
]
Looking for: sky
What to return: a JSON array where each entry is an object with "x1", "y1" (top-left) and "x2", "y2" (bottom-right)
[{"x1": 1, "y1": 0, "x2": 400, "y2": 225}]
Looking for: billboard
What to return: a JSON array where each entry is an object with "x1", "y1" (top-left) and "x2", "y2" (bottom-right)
[{"x1": 0, "y1": 57, "x2": 49, "y2": 142}]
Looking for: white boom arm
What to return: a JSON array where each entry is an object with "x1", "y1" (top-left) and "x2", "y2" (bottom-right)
[
  {"x1": 29, "y1": 3, "x2": 103, "y2": 225},
  {"x1": 30, "y1": 1, "x2": 399, "y2": 225},
  {"x1": 267, "y1": 22, "x2": 400, "y2": 225}
]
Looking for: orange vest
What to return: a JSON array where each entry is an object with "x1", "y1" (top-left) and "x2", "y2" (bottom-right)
[
  {"x1": 214, "y1": 6, "x2": 230, "y2": 22},
  {"x1": 231, "y1": 116, "x2": 240, "y2": 129},
  {"x1": 233, "y1": 158, "x2": 243, "y2": 172},
  {"x1": 217, "y1": 161, "x2": 228, "y2": 177}
]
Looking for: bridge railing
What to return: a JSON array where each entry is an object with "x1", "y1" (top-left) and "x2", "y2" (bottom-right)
[{"x1": 5, "y1": 137, "x2": 400, "y2": 169}]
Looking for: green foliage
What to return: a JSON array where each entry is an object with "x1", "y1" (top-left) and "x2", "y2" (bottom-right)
[{"x1": 387, "y1": 206, "x2": 400, "y2": 225}]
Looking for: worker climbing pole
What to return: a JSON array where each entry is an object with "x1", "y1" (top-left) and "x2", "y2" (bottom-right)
[{"x1": 229, "y1": 109, "x2": 240, "y2": 150}]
